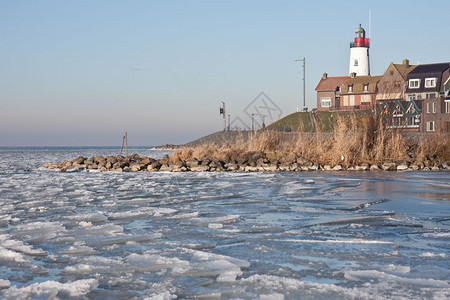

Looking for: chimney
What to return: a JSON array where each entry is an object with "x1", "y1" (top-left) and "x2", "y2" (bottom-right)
[
  {"x1": 322, "y1": 73, "x2": 328, "y2": 79},
  {"x1": 403, "y1": 59, "x2": 410, "y2": 68},
  {"x1": 350, "y1": 72, "x2": 357, "y2": 78}
]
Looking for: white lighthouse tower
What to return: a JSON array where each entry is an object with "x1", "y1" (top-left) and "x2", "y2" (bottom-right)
[{"x1": 349, "y1": 24, "x2": 370, "y2": 76}]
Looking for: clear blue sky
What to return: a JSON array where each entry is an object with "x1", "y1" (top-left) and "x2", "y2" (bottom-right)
[{"x1": 1, "y1": 0, "x2": 449, "y2": 146}]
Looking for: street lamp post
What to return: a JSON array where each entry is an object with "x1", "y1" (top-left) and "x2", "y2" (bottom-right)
[{"x1": 294, "y1": 57, "x2": 306, "y2": 111}]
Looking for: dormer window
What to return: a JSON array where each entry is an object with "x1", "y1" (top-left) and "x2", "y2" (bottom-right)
[
  {"x1": 425, "y1": 78, "x2": 437, "y2": 88},
  {"x1": 348, "y1": 85, "x2": 353, "y2": 92},
  {"x1": 409, "y1": 79, "x2": 420, "y2": 88},
  {"x1": 363, "y1": 83, "x2": 369, "y2": 91}
]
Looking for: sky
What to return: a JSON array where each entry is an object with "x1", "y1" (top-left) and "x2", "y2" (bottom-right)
[{"x1": 1, "y1": 0, "x2": 449, "y2": 146}]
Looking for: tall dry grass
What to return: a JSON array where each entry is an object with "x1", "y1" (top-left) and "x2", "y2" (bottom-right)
[{"x1": 170, "y1": 113, "x2": 449, "y2": 166}]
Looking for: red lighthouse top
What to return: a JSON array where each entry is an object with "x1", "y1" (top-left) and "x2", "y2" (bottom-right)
[{"x1": 351, "y1": 24, "x2": 370, "y2": 48}]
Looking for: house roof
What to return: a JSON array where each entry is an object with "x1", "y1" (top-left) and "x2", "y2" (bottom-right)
[
  {"x1": 341, "y1": 76, "x2": 382, "y2": 94},
  {"x1": 315, "y1": 76, "x2": 349, "y2": 91},
  {"x1": 392, "y1": 63, "x2": 417, "y2": 80},
  {"x1": 405, "y1": 62, "x2": 450, "y2": 93},
  {"x1": 408, "y1": 62, "x2": 450, "y2": 75}
]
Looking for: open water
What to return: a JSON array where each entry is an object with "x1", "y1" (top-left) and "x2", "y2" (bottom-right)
[{"x1": 0, "y1": 147, "x2": 449, "y2": 299}]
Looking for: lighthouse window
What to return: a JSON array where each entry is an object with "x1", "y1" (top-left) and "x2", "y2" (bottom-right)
[
  {"x1": 354, "y1": 59, "x2": 358, "y2": 66},
  {"x1": 409, "y1": 79, "x2": 420, "y2": 88}
]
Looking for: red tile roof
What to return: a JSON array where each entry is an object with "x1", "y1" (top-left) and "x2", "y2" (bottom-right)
[{"x1": 315, "y1": 76, "x2": 350, "y2": 91}]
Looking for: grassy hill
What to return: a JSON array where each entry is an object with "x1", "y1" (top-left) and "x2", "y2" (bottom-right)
[{"x1": 266, "y1": 110, "x2": 370, "y2": 132}]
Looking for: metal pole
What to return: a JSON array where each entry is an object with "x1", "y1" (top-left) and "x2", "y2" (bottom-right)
[
  {"x1": 295, "y1": 58, "x2": 306, "y2": 110},
  {"x1": 302, "y1": 57, "x2": 306, "y2": 110},
  {"x1": 124, "y1": 132, "x2": 128, "y2": 158},
  {"x1": 222, "y1": 101, "x2": 226, "y2": 131},
  {"x1": 251, "y1": 114, "x2": 254, "y2": 131}
]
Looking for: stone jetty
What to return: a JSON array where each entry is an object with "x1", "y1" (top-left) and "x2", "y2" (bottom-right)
[{"x1": 44, "y1": 153, "x2": 450, "y2": 172}]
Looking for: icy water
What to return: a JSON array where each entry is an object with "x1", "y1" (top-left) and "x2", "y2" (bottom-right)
[{"x1": 0, "y1": 147, "x2": 449, "y2": 299}]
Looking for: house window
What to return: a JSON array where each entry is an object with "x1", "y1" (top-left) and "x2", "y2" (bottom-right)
[
  {"x1": 425, "y1": 78, "x2": 437, "y2": 88},
  {"x1": 336, "y1": 86, "x2": 341, "y2": 92},
  {"x1": 390, "y1": 71, "x2": 394, "y2": 75},
  {"x1": 363, "y1": 83, "x2": 369, "y2": 91},
  {"x1": 394, "y1": 82, "x2": 401, "y2": 88},
  {"x1": 409, "y1": 79, "x2": 420, "y2": 88},
  {"x1": 409, "y1": 94, "x2": 415, "y2": 101},
  {"x1": 354, "y1": 59, "x2": 358, "y2": 66},
  {"x1": 426, "y1": 93, "x2": 436, "y2": 99},
  {"x1": 321, "y1": 98, "x2": 332, "y2": 108},
  {"x1": 348, "y1": 85, "x2": 353, "y2": 92},
  {"x1": 427, "y1": 102, "x2": 430, "y2": 113},
  {"x1": 433, "y1": 102, "x2": 436, "y2": 113},
  {"x1": 417, "y1": 94, "x2": 422, "y2": 100},
  {"x1": 426, "y1": 121, "x2": 435, "y2": 132},
  {"x1": 446, "y1": 101, "x2": 450, "y2": 113}
]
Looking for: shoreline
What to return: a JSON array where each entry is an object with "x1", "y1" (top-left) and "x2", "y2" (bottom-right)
[{"x1": 44, "y1": 153, "x2": 450, "y2": 173}]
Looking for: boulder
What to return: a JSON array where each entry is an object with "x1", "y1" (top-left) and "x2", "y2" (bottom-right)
[
  {"x1": 159, "y1": 164, "x2": 173, "y2": 172},
  {"x1": 190, "y1": 165, "x2": 210, "y2": 172},
  {"x1": 322, "y1": 165, "x2": 332, "y2": 171},
  {"x1": 332, "y1": 164, "x2": 343, "y2": 171},
  {"x1": 263, "y1": 165, "x2": 278, "y2": 172},
  {"x1": 370, "y1": 164, "x2": 380, "y2": 171},
  {"x1": 355, "y1": 163, "x2": 369, "y2": 171},
  {"x1": 244, "y1": 166, "x2": 258, "y2": 172},
  {"x1": 308, "y1": 164, "x2": 319, "y2": 171},
  {"x1": 396, "y1": 164, "x2": 409, "y2": 171},
  {"x1": 381, "y1": 162, "x2": 397, "y2": 171},
  {"x1": 224, "y1": 163, "x2": 238, "y2": 171},
  {"x1": 73, "y1": 156, "x2": 87, "y2": 165}
]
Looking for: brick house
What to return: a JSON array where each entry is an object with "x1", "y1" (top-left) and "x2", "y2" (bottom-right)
[
  {"x1": 377, "y1": 59, "x2": 416, "y2": 106},
  {"x1": 404, "y1": 62, "x2": 450, "y2": 132},
  {"x1": 377, "y1": 59, "x2": 419, "y2": 130},
  {"x1": 339, "y1": 74, "x2": 382, "y2": 110},
  {"x1": 315, "y1": 73, "x2": 349, "y2": 111}
]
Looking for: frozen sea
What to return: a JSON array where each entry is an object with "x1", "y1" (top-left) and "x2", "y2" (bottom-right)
[{"x1": 0, "y1": 147, "x2": 449, "y2": 299}]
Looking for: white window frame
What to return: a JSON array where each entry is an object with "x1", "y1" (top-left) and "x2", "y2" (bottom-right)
[
  {"x1": 427, "y1": 102, "x2": 431, "y2": 113},
  {"x1": 432, "y1": 102, "x2": 436, "y2": 113},
  {"x1": 348, "y1": 85, "x2": 353, "y2": 92},
  {"x1": 321, "y1": 98, "x2": 332, "y2": 108},
  {"x1": 426, "y1": 121, "x2": 435, "y2": 132},
  {"x1": 425, "y1": 77, "x2": 437, "y2": 88},
  {"x1": 409, "y1": 79, "x2": 420, "y2": 88},
  {"x1": 446, "y1": 101, "x2": 450, "y2": 114},
  {"x1": 363, "y1": 83, "x2": 369, "y2": 91}
]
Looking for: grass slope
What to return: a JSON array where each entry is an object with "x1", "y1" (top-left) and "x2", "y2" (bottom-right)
[{"x1": 266, "y1": 111, "x2": 370, "y2": 132}]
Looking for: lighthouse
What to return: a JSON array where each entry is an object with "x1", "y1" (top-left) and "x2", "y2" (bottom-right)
[{"x1": 349, "y1": 24, "x2": 370, "y2": 76}]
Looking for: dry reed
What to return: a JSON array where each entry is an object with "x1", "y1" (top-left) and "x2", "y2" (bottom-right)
[{"x1": 170, "y1": 113, "x2": 449, "y2": 167}]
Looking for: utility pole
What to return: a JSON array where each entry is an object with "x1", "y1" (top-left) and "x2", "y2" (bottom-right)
[
  {"x1": 219, "y1": 102, "x2": 226, "y2": 131},
  {"x1": 295, "y1": 57, "x2": 306, "y2": 111}
]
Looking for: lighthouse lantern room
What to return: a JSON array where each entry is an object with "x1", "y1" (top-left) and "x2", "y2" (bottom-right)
[{"x1": 349, "y1": 24, "x2": 370, "y2": 76}]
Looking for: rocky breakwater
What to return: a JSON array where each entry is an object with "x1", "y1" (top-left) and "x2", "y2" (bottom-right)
[{"x1": 44, "y1": 152, "x2": 450, "y2": 172}]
